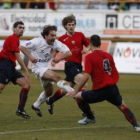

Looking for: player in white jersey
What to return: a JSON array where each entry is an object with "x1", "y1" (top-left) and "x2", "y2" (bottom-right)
[{"x1": 20, "y1": 25, "x2": 74, "y2": 117}]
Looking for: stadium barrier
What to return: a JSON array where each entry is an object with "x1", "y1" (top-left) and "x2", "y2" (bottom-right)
[{"x1": 0, "y1": 0, "x2": 140, "y2": 10}]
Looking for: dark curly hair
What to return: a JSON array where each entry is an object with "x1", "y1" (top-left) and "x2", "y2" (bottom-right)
[
  {"x1": 41, "y1": 25, "x2": 57, "y2": 37},
  {"x1": 13, "y1": 21, "x2": 24, "y2": 28},
  {"x1": 62, "y1": 14, "x2": 76, "y2": 29}
]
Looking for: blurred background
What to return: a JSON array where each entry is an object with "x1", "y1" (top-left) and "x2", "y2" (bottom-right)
[{"x1": 0, "y1": 0, "x2": 140, "y2": 73}]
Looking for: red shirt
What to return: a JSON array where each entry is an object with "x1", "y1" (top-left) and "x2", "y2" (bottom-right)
[
  {"x1": 85, "y1": 50, "x2": 119, "y2": 90},
  {"x1": 0, "y1": 34, "x2": 20, "y2": 66},
  {"x1": 59, "y1": 32, "x2": 89, "y2": 63}
]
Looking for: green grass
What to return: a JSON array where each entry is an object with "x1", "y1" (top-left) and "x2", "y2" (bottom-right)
[{"x1": 0, "y1": 71, "x2": 140, "y2": 140}]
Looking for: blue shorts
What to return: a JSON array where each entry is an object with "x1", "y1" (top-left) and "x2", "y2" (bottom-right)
[
  {"x1": 64, "y1": 62, "x2": 82, "y2": 84},
  {"x1": 81, "y1": 85, "x2": 122, "y2": 106},
  {"x1": 0, "y1": 59, "x2": 24, "y2": 85}
]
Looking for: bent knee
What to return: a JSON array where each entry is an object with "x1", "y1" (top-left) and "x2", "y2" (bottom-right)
[
  {"x1": 52, "y1": 75, "x2": 61, "y2": 82},
  {"x1": 0, "y1": 84, "x2": 5, "y2": 93},
  {"x1": 74, "y1": 92, "x2": 83, "y2": 100},
  {"x1": 22, "y1": 82, "x2": 30, "y2": 89},
  {"x1": 118, "y1": 102, "x2": 126, "y2": 110}
]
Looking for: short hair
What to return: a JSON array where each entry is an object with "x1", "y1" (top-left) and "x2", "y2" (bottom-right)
[
  {"x1": 13, "y1": 21, "x2": 24, "y2": 28},
  {"x1": 90, "y1": 35, "x2": 101, "y2": 47},
  {"x1": 62, "y1": 14, "x2": 76, "y2": 28},
  {"x1": 41, "y1": 25, "x2": 57, "y2": 37}
]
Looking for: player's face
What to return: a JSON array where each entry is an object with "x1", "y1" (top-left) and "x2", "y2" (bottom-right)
[
  {"x1": 14, "y1": 24, "x2": 25, "y2": 37},
  {"x1": 65, "y1": 21, "x2": 76, "y2": 35},
  {"x1": 45, "y1": 30, "x2": 57, "y2": 45}
]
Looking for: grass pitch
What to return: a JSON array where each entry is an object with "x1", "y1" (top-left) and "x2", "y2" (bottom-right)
[{"x1": 0, "y1": 71, "x2": 140, "y2": 140}]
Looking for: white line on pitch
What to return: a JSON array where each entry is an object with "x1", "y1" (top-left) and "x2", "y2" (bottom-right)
[{"x1": 0, "y1": 125, "x2": 129, "y2": 135}]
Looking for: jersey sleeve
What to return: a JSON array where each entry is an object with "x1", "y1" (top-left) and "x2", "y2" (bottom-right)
[
  {"x1": 54, "y1": 40, "x2": 70, "y2": 53},
  {"x1": 81, "y1": 33, "x2": 90, "y2": 47},
  {"x1": 10, "y1": 37, "x2": 20, "y2": 52},
  {"x1": 21, "y1": 38, "x2": 38, "y2": 49}
]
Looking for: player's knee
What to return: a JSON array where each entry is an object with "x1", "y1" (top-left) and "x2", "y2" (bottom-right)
[
  {"x1": 23, "y1": 82, "x2": 30, "y2": 89},
  {"x1": 50, "y1": 73, "x2": 61, "y2": 82},
  {"x1": 118, "y1": 102, "x2": 126, "y2": 110},
  {"x1": 74, "y1": 74, "x2": 84, "y2": 84},
  {"x1": 74, "y1": 92, "x2": 82, "y2": 100},
  {"x1": 54, "y1": 75, "x2": 61, "y2": 82},
  {"x1": 0, "y1": 85, "x2": 5, "y2": 93}
]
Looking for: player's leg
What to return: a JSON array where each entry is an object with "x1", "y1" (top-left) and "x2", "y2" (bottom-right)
[
  {"x1": 46, "y1": 80, "x2": 74, "y2": 114},
  {"x1": 0, "y1": 84, "x2": 6, "y2": 93},
  {"x1": 43, "y1": 69, "x2": 74, "y2": 92},
  {"x1": 74, "y1": 73, "x2": 90, "y2": 117},
  {"x1": 0, "y1": 60, "x2": 12, "y2": 93},
  {"x1": 31, "y1": 68, "x2": 68, "y2": 116},
  {"x1": 47, "y1": 81, "x2": 74, "y2": 104},
  {"x1": 15, "y1": 72, "x2": 30, "y2": 119},
  {"x1": 31, "y1": 91, "x2": 45, "y2": 117},
  {"x1": 118, "y1": 102, "x2": 140, "y2": 132},
  {"x1": 74, "y1": 91, "x2": 96, "y2": 125},
  {"x1": 32, "y1": 74, "x2": 54, "y2": 116},
  {"x1": 74, "y1": 73, "x2": 87, "y2": 90},
  {"x1": 107, "y1": 85, "x2": 140, "y2": 132},
  {"x1": 64, "y1": 62, "x2": 94, "y2": 118}
]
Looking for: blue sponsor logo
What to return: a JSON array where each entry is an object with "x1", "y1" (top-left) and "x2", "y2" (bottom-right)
[{"x1": 26, "y1": 42, "x2": 32, "y2": 46}]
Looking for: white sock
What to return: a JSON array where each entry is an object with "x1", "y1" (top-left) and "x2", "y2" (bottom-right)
[
  {"x1": 57, "y1": 80, "x2": 74, "y2": 92},
  {"x1": 33, "y1": 91, "x2": 46, "y2": 108}
]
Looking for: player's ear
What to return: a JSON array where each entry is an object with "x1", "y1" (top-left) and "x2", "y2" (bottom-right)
[{"x1": 13, "y1": 27, "x2": 16, "y2": 33}]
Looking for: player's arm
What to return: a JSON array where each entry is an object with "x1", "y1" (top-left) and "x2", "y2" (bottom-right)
[
  {"x1": 58, "y1": 50, "x2": 72, "y2": 61},
  {"x1": 81, "y1": 45, "x2": 91, "y2": 54},
  {"x1": 52, "y1": 47, "x2": 72, "y2": 64},
  {"x1": 53, "y1": 40, "x2": 72, "y2": 63},
  {"x1": 66, "y1": 73, "x2": 90, "y2": 97},
  {"x1": 51, "y1": 50, "x2": 59, "y2": 67},
  {"x1": 52, "y1": 50, "x2": 72, "y2": 64},
  {"x1": 19, "y1": 46, "x2": 37, "y2": 63},
  {"x1": 15, "y1": 52, "x2": 30, "y2": 82},
  {"x1": 81, "y1": 33, "x2": 91, "y2": 54}
]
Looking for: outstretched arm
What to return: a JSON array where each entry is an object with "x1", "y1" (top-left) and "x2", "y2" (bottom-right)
[
  {"x1": 52, "y1": 51, "x2": 72, "y2": 63},
  {"x1": 66, "y1": 73, "x2": 90, "y2": 97}
]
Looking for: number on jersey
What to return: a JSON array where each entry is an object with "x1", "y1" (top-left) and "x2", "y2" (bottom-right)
[{"x1": 103, "y1": 59, "x2": 112, "y2": 75}]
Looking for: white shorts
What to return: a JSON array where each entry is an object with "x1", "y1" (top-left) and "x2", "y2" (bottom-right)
[{"x1": 32, "y1": 67, "x2": 54, "y2": 87}]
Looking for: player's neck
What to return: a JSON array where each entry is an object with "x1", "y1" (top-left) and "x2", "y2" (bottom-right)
[
  {"x1": 91, "y1": 47, "x2": 101, "y2": 52},
  {"x1": 66, "y1": 32, "x2": 74, "y2": 36}
]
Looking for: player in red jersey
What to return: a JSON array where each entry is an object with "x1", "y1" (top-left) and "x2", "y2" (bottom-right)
[
  {"x1": 66, "y1": 34, "x2": 140, "y2": 132},
  {"x1": 46, "y1": 15, "x2": 95, "y2": 121},
  {"x1": 0, "y1": 21, "x2": 30, "y2": 119}
]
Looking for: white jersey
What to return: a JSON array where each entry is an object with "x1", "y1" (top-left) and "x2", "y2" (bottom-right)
[{"x1": 21, "y1": 35, "x2": 69, "y2": 72}]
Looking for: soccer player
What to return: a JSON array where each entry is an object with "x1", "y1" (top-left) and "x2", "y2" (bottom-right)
[
  {"x1": 66, "y1": 34, "x2": 140, "y2": 132},
  {"x1": 46, "y1": 14, "x2": 95, "y2": 121},
  {"x1": 20, "y1": 25, "x2": 74, "y2": 117},
  {"x1": 0, "y1": 21, "x2": 30, "y2": 119}
]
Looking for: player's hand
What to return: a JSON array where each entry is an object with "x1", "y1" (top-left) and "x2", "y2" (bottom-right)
[
  {"x1": 81, "y1": 48, "x2": 89, "y2": 54},
  {"x1": 66, "y1": 91, "x2": 77, "y2": 97},
  {"x1": 52, "y1": 58, "x2": 60, "y2": 64},
  {"x1": 29, "y1": 55, "x2": 37, "y2": 63},
  {"x1": 51, "y1": 60, "x2": 56, "y2": 67}
]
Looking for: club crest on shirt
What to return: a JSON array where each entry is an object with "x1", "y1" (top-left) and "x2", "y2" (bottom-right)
[{"x1": 71, "y1": 40, "x2": 75, "y2": 45}]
